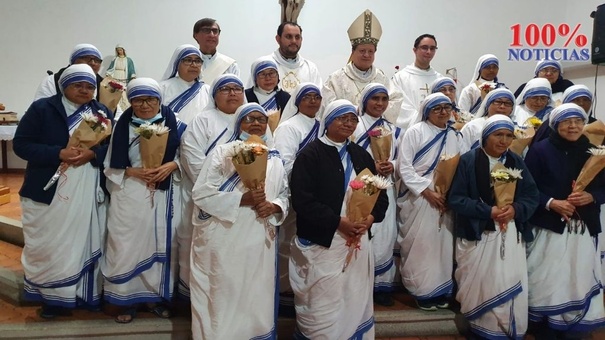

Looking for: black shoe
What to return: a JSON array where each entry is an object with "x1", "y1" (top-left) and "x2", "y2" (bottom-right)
[
  {"x1": 373, "y1": 292, "x2": 395, "y2": 307},
  {"x1": 416, "y1": 298, "x2": 437, "y2": 311},
  {"x1": 38, "y1": 305, "x2": 72, "y2": 319},
  {"x1": 436, "y1": 296, "x2": 450, "y2": 309}
]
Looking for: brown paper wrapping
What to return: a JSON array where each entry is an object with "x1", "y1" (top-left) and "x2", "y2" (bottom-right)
[
  {"x1": 433, "y1": 153, "x2": 461, "y2": 196},
  {"x1": 452, "y1": 121, "x2": 466, "y2": 131},
  {"x1": 492, "y1": 163, "x2": 516, "y2": 208},
  {"x1": 98, "y1": 77, "x2": 124, "y2": 112},
  {"x1": 583, "y1": 120, "x2": 605, "y2": 146},
  {"x1": 139, "y1": 132, "x2": 169, "y2": 169},
  {"x1": 573, "y1": 155, "x2": 605, "y2": 192},
  {"x1": 267, "y1": 110, "x2": 281, "y2": 133},
  {"x1": 67, "y1": 120, "x2": 112, "y2": 149},
  {"x1": 509, "y1": 126, "x2": 535, "y2": 156},
  {"x1": 233, "y1": 152, "x2": 268, "y2": 190},
  {"x1": 346, "y1": 168, "x2": 380, "y2": 223},
  {"x1": 232, "y1": 135, "x2": 268, "y2": 190},
  {"x1": 369, "y1": 134, "x2": 392, "y2": 162}
]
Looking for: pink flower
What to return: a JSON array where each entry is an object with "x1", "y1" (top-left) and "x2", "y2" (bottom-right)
[
  {"x1": 367, "y1": 128, "x2": 382, "y2": 137},
  {"x1": 349, "y1": 180, "x2": 365, "y2": 190},
  {"x1": 108, "y1": 81, "x2": 124, "y2": 90}
]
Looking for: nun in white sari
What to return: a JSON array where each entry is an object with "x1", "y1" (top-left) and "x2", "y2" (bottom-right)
[
  {"x1": 272, "y1": 82, "x2": 322, "y2": 316},
  {"x1": 458, "y1": 54, "x2": 506, "y2": 115},
  {"x1": 103, "y1": 78, "x2": 185, "y2": 322},
  {"x1": 14, "y1": 64, "x2": 112, "y2": 318},
  {"x1": 396, "y1": 93, "x2": 462, "y2": 310},
  {"x1": 190, "y1": 103, "x2": 288, "y2": 340},
  {"x1": 352, "y1": 83, "x2": 403, "y2": 306},
  {"x1": 460, "y1": 89, "x2": 516, "y2": 153},
  {"x1": 180, "y1": 74, "x2": 246, "y2": 183},
  {"x1": 159, "y1": 44, "x2": 210, "y2": 299},
  {"x1": 513, "y1": 78, "x2": 553, "y2": 127},
  {"x1": 159, "y1": 44, "x2": 210, "y2": 125},
  {"x1": 449, "y1": 115, "x2": 539, "y2": 339},
  {"x1": 289, "y1": 100, "x2": 388, "y2": 339}
]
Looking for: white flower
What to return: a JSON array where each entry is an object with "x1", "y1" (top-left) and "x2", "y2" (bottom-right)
[
  {"x1": 588, "y1": 145, "x2": 605, "y2": 156},
  {"x1": 97, "y1": 110, "x2": 107, "y2": 118},
  {"x1": 370, "y1": 175, "x2": 393, "y2": 190},
  {"x1": 266, "y1": 109, "x2": 280, "y2": 117},
  {"x1": 440, "y1": 153, "x2": 457, "y2": 161},
  {"x1": 507, "y1": 168, "x2": 524, "y2": 180}
]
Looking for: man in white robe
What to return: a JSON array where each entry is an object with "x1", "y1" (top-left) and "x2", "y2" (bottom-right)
[
  {"x1": 322, "y1": 10, "x2": 403, "y2": 123},
  {"x1": 392, "y1": 34, "x2": 443, "y2": 128},
  {"x1": 193, "y1": 18, "x2": 240, "y2": 85},
  {"x1": 267, "y1": 22, "x2": 322, "y2": 94}
]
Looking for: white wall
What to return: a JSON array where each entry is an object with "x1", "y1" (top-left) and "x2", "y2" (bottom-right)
[{"x1": 1, "y1": 0, "x2": 604, "y2": 168}]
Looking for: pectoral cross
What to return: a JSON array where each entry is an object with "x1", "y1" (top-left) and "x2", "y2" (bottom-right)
[{"x1": 419, "y1": 83, "x2": 430, "y2": 100}]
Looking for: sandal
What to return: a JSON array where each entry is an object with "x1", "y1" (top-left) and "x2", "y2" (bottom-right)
[
  {"x1": 115, "y1": 307, "x2": 137, "y2": 324},
  {"x1": 147, "y1": 303, "x2": 172, "y2": 319}
]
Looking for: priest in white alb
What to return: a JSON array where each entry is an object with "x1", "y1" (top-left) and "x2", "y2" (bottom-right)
[{"x1": 392, "y1": 34, "x2": 443, "y2": 129}]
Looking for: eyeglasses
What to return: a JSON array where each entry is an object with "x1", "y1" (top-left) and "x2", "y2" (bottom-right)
[
  {"x1": 217, "y1": 86, "x2": 244, "y2": 95},
  {"x1": 77, "y1": 56, "x2": 103, "y2": 64},
  {"x1": 257, "y1": 71, "x2": 278, "y2": 79},
  {"x1": 439, "y1": 86, "x2": 456, "y2": 93},
  {"x1": 558, "y1": 117, "x2": 585, "y2": 127},
  {"x1": 417, "y1": 45, "x2": 438, "y2": 52},
  {"x1": 301, "y1": 94, "x2": 322, "y2": 102},
  {"x1": 538, "y1": 67, "x2": 560, "y2": 75},
  {"x1": 430, "y1": 104, "x2": 453, "y2": 114},
  {"x1": 181, "y1": 58, "x2": 202, "y2": 66},
  {"x1": 491, "y1": 100, "x2": 514, "y2": 107},
  {"x1": 333, "y1": 115, "x2": 359, "y2": 124},
  {"x1": 199, "y1": 27, "x2": 221, "y2": 35},
  {"x1": 131, "y1": 97, "x2": 159, "y2": 107},
  {"x1": 491, "y1": 133, "x2": 515, "y2": 141},
  {"x1": 242, "y1": 115, "x2": 268, "y2": 124},
  {"x1": 526, "y1": 96, "x2": 549, "y2": 103},
  {"x1": 70, "y1": 83, "x2": 96, "y2": 92},
  {"x1": 571, "y1": 97, "x2": 592, "y2": 105}
]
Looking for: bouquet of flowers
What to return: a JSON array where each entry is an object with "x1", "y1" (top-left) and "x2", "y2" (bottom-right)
[
  {"x1": 43, "y1": 110, "x2": 112, "y2": 191},
  {"x1": 266, "y1": 109, "x2": 281, "y2": 133},
  {"x1": 451, "y1": 110, "x2": 473, "y2": 131},
  {"x1": 367, "y1": 126, "x2": 392, "y2": 161},
  {"x1": 476, "y1": 81, "x2": 497, "y2": 99},
  {"x1": 490, "y1": 164, "x2": 523, "y2": 232},
  {"x1": 343, "y1": 168, "x2": 392, "y2": 272},
  {"x1": 99, "y1": 76, "x2": 125, "y2": 112},
  {"x1": 573, "y1": 146, "x2": 605, "y2": 192},
  {"x1": 229, "y1": 135, "x2": 269, "y2": 190},
  {"x1": 509, "y1": 126, "x2": 535, "y2": 156},
  {"x1": 583, "y1": 120, "x2": 605, "y2": 146},
  {"x1": 134, "y1": 122, "x2": 171, "y2": 169},
  {"x1": 433, "y1": 153, "x2": 461, "y2": 199}
]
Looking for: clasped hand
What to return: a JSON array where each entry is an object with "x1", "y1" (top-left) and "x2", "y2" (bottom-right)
[
  {"x1": 126, "y1": 161, "x2": 178, "y2": 184},
  {"x1": 59, "y1": 146, "x2": 95, "y2": 167},
  {"x1": 421, "y1": 188, "x2": 446, "y2": 212},
  {"x1": 490, "y1": 205, "x2": 515, "y2": 225},
  {"x1": 338, "y1": 215, "x2": 374, "y2": 239},
  {"x1": 240, "y1": 188, "x2": 279, "y2": 218}
]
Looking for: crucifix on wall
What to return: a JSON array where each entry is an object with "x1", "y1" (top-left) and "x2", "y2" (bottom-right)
[{"x1": 280, "y1": 0, "x2": 305, "y2": 23}]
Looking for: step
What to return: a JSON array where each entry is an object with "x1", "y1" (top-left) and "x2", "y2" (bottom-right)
[
  {"x1": 0, "y1": 241, "x2": 464, "y2": 338},
  {"x1": 0, "y1": 309, "x2": 461, "y2": 339}
]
